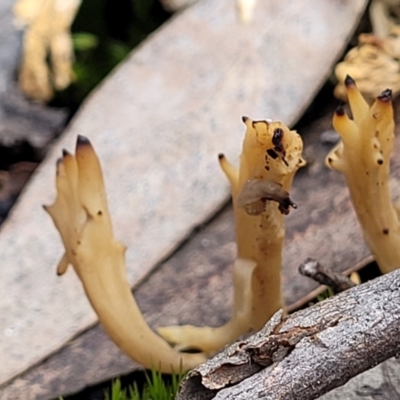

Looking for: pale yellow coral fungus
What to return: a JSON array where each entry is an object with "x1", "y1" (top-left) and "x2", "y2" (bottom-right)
[
  {"x1": 326, "y1": 76, "x2": 400, "y2": 273},
  {"x1": 158, "y1": 117, "x2": 305, "y2": 354},
  {"x1": 45, "y1": 136, "x2": 206, "y2": 373},
  {"x1": 14, "y1": 0, "x2": 81, "y2": 101}
]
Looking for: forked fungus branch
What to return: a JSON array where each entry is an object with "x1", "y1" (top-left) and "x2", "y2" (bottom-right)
[
  {"x1": 326, "y1": 75, "x2": 400, "y2": 273},
  {"x1": 44, "y1": 136, "x2": 206, "y2": 373},
  {"x1": 158, "y1": 117, "x2": 305, "y2": 354}
]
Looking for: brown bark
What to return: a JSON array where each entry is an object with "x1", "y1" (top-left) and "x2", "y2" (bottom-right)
[{"x1": 177, "y1": 268, "x2": 400, "y2": 400}]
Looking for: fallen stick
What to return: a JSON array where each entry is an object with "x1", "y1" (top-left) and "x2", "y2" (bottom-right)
[
  {"x1": 299, "y1": 258, "x2": 356, "y2": 293},
  {"x1": 177, "y1": 267, "x2": 400, "y2": 400}
]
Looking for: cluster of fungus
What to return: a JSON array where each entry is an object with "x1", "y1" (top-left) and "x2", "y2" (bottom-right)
[
  {"x1": 45, "y1": 76, "x2": 399, "y2": 373},
  {"x1": 46, "y1": 118, "x2": 304, "y2": 368}
]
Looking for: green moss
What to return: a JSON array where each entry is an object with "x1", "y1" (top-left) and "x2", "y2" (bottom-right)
[{"x1": 105, "y1": 369, "x2": 183, "y2": 400}]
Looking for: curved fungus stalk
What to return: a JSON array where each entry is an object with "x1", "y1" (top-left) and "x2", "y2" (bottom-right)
[
  {"x1": 326, "y1": 76, "x2": 400, "y2": 274},
  {"x1": 44, "y1": 136, "x2": 206, "y2": 373},
  {"x1": 158, "y1": 117, "x2": 305, "y2": 354}
]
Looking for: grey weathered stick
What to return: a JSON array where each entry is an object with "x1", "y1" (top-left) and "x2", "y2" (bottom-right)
[
  {"x1": 177, "y1": 268, "x2": 400, "y2": 400},
  {"x1": 299, "y1": 257, "x2": 356, "y2": 293}
]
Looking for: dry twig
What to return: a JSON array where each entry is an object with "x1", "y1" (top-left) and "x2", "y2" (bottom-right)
[{"x1": 178, "y1": 268, "x2": 400, "y2": 399}]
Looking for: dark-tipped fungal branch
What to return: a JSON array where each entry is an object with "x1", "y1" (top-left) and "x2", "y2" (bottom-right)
[
  {"x1": 326, "y1": 76, "x2": 400, "y2": 274},
  {"x1": 158, "y1": 117, "x2": 305, "y2": 354},
  {"x1": 45, "y1": 136, "x2": 207, "y2": 373}
]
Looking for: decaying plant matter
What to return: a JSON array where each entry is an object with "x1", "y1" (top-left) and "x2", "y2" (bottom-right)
[
  {"x1": 326, "y1": 76, "x2": 400, "y2": 273},
  {"x1": 157, "y1": 117, "x2": 305, "y2": 354},
  {"x1": 334, "y1": 0, "x2": 400, "y2": 101},
  {"x1": 44, "y1": 136, "x2": 206, "y2": 373},
  {"x1": 334, "y1": 28, "x2": 400, "y2": 101}
]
